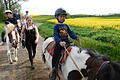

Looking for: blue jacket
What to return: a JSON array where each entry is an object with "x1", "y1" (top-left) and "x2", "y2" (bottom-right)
[
  {"x1": 54, "y1": 24, "x2": 77, "y2": 43},
  {"x1": 13, "y1": 13, "x2": 20, "y2": 20}
]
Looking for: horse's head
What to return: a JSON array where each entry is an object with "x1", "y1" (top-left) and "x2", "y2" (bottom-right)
[
  {"x1": 12, "y1": 39, "x2": 18, "y2": 48},
  {"x1": 82, "y1": 49, "x2": 110, "y2": 80},
  {"x1": 7, "y1": 30, "x2": 18, "y2": 48},
  {"x1": 67, "y1": 48, "x2": 111, "y2": 80}
]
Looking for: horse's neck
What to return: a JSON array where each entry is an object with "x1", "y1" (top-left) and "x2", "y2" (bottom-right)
[{"x1": 111, "y1": 62, "x2": 120, "y2": 72}]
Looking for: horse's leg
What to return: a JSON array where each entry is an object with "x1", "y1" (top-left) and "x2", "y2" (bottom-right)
[
  {"x1": 5, "y1": 31, "x2": 13, "y2": 64},
  {"x1": 6, "y1": 31, "x2": 10, "y2": 56},
  {"x1": 16, "y1": 29, "x2": 20, "y2": 49},
  {"x1": 9, "y1": 53, "x2": 13, "y2": 64},
  {"x1": 7, "y1": 49, "x2": 13, "y2": 64},
  {"x1": 14, "y1": 48, "x2": 18, "y2": 62}
]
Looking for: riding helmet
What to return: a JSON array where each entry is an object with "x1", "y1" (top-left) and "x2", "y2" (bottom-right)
[
  {"x1": 55, "y1": 8, "x2": 68, "y2": 17},
  {"x1": 5, "y1": 10, "x2": 12, "y2": 14}
]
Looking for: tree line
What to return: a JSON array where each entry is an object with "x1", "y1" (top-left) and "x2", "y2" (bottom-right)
[{"x1": 0, "y1": 0, "x2": 28, "y2": 22}]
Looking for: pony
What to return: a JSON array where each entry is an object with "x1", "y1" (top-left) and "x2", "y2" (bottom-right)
[
  {"x1": 84, "y1": 49, "x2": 120, "y2": 80},
  {"x1": 4, "y1": 21, "x2": 19, "y2": 64},
  {"x1": 42, "y1": 37, "x2": 120, "y2": 80},
  {"x1": 42, "y1": 37, "x2": 88, "y2": 80}
]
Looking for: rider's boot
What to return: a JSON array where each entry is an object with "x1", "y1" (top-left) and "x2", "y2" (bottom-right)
[{"x1": 50, "y1": 67, "x2": 58, "y2": 80}]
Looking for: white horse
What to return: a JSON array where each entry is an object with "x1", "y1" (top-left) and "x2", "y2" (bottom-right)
[
  {"x1": 42, "y1": 37, "x2": 90, "y2": 80},
  {"x1": 5, "y1": 22, "x2": 19, "y2": 64}
]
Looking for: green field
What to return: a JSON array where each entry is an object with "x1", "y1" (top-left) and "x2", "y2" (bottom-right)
[
  {"x1": 0, "y1": 23, "x2": 4, "y2": 38},
  {"x1": 0, "y1": 15, "x2": 119, "y2": 61},
  {"x1": 33, "y1": 15, "x2": 120, "y2": 61}
]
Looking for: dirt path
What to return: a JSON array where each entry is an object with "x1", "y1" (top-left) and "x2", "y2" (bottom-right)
[{"x1": 0, "y1": 23, "x2": 50, "y2": 80}]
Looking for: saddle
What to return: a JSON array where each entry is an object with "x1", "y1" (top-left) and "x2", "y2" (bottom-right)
[{"x1": 46, "y1": 41, "x2": 72, "y2": 63}]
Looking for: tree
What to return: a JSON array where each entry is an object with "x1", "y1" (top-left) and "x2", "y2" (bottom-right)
[
  {"x1": 0, "y1": 0, "x2": 28, "y2": 22},
  {"x1": 0, "y1": 0, "x2": 5, "y2": 21},
  {"x1": 3, "y1": 0, "x2": 25, "y2": 10}
]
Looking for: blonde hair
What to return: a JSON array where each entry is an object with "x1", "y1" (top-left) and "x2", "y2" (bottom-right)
[{"x1": 26, "y1": 16, "x2": 32, "y2": 20}]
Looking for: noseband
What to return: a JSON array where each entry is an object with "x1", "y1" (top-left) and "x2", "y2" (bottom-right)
[{"x1": 12, "y1": 39, "x2": 18, "y2": 48}]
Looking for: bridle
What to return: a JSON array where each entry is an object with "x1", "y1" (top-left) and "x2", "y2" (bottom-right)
[
  {"x1": 93, "y1": 61, "x2": 110, "y2": 80},
  {"x1": 86, "y1": 55, "x2": 110, "y2": 80}
]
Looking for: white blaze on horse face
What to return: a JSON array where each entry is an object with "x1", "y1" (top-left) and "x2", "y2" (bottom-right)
[{"x1": 11, "y1": 31, "x2": 16, "y2": 40}]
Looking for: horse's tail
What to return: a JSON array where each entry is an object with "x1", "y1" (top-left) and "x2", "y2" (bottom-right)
[
  {"x1": 42, "y1": 54, "x2": 46, "y2": 63},
  {"x1": 44, "y1": 37, "x2": 49, "y2": 41}
]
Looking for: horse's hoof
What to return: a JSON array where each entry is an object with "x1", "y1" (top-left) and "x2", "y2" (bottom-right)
[
  {"x1": 31, "y1": 64, "x2": 35, "y2": 70},
  {"x1": 17, "y1": 47, "x2": 19, "y2": 49},
  {"x1": 10, "y1": 62, "x2": 13, "y2": 64},
  {"x1": 15, "y1": 57, "x2": 18, "y2": 61},
  {"x1": 7, "y1": 51, "x2": 11, "y2": 56}
]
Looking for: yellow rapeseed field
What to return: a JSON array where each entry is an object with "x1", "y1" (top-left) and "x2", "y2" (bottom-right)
[{"x1": 48, "y1": 17, "x2": 120, "y2": 30}]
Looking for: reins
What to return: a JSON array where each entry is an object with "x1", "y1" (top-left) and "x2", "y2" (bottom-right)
[
  {"x1": 93, "y1": 61, "x2": 110, "y2": 80},
  {"x1": 64, "y1": 46, "x2": 86, "y2": 79}
]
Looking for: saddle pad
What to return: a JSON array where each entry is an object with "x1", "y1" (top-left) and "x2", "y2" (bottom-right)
[{"x1": 48, "y1": 47, "x2": 72, "y2": 63}]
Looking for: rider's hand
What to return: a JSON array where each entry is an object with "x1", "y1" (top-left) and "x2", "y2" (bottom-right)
[
  {"x1": 60, "y1": 41, "x2": 66, "y2": 47},
  {"x1": 75, "y1": 38, "x2": 80, "y2": 42}
]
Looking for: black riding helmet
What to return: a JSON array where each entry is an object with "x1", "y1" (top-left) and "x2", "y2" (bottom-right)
[{"x1": 55, "y1": 8, "x2": 68, "y2": 17}]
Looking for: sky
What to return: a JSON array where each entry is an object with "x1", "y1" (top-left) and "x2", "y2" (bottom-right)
[{"x1": 20, "y1": 0, "x2": 120, "y2": 15}]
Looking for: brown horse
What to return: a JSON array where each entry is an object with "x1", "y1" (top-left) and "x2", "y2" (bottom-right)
[
  {"x1": 5, "y1": 22, "x2": 19, "y2": 64},
  {"x1": 85, "y1": 49, "x2": 120, "y2": 80}
]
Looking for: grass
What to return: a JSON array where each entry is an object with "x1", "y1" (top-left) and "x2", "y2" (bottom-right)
[
  {"x1": 32, "y1": 15, "x2": 54, "y2": 23},
  {"x1": 1, "y1": 15, "x2": 118, "y2": 61},
  {"x1": 37, "y1": 19, "x2": 120, "y2": 61},
  {"x1": 0, "y1": 23, "x2": 4, "y2": 39}
]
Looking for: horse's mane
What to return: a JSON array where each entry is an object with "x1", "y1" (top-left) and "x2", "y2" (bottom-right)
[{"x1": 85, "y1": 48, "x2": 110, "y2": 61}]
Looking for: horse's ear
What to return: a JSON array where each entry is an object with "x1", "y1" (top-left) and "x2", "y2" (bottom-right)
[
  {"x1": 86, "y1": 48, "x2": 96, "y2": 57},
  {"x1": 102, "y1": 55, "x2": 110, "y2": 61},
  {"x1": 5, "y1": 21, "x2": 9, "y2": 25}
]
